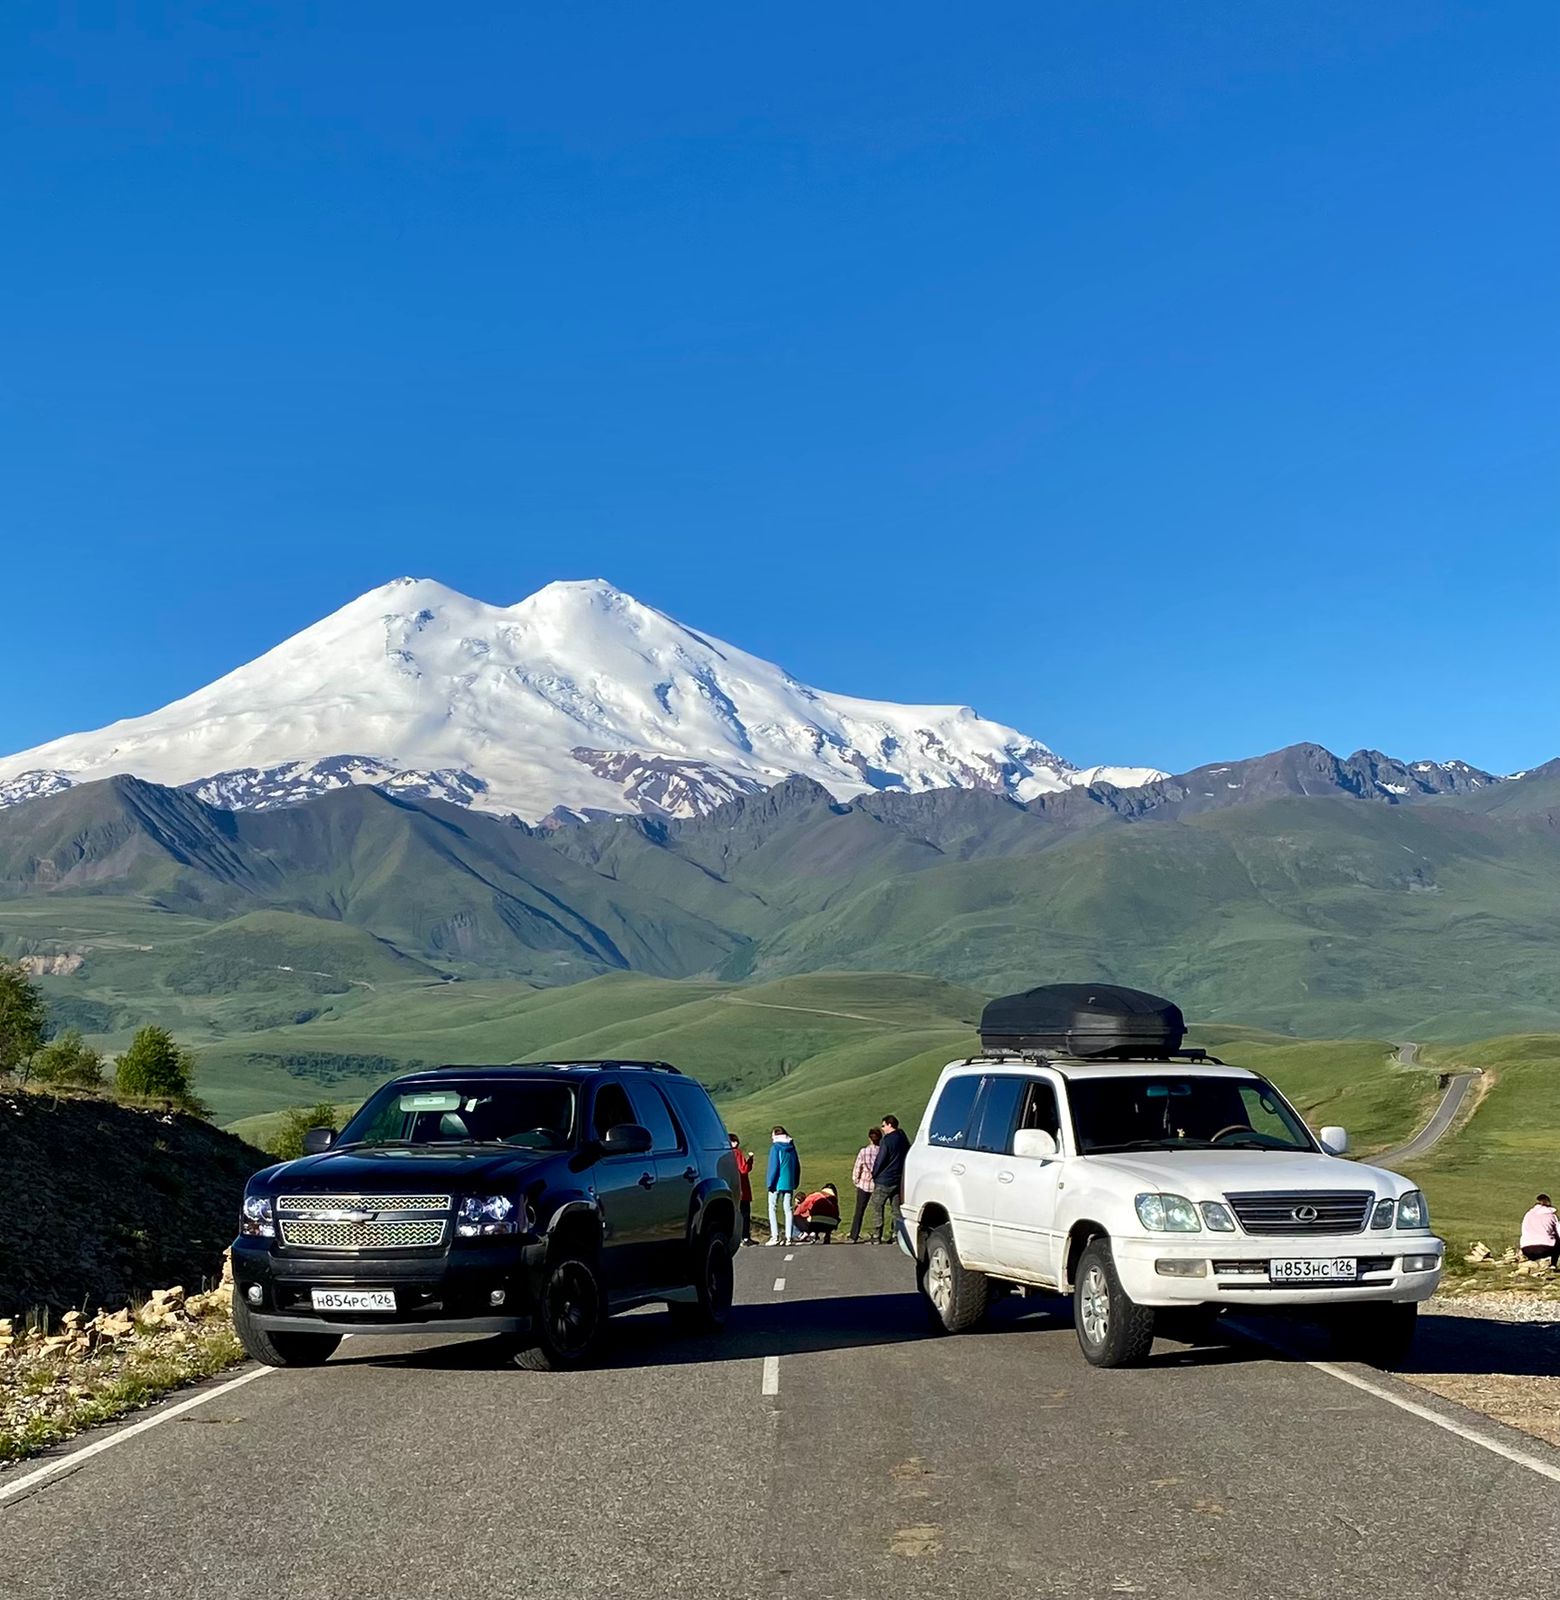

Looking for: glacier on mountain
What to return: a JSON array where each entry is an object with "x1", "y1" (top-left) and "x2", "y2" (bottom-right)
[{"x1": 0, "y1": 577, "x2": 1135, "y2": 820}]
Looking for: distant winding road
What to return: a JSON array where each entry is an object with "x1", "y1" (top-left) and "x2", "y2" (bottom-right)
[{"x1": 1372, "y1": 1043, "x2": 1479, "y2": 1165}]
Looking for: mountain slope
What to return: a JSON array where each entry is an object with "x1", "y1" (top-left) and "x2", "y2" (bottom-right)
[{"x1": 0, "y1": 577, "x2": 1103, "y2": 820}]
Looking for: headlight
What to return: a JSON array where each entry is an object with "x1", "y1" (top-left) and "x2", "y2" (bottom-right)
[
  {"x1": 457, "y1": 1194, "x2": 520, "y2": 1237},
  {"x1": 240, "y1": 1193, "x2": 275, "y2": 1238},
  {"x1": 1200, "y1": 1201, "x2": 1237, "y2": 1232},
  {"x1": 1370, "y1": 1199, "x2": 1396, "y2": 1230},
  {"x1": 1135, "y1": 1193, "x2": 1201, "y2": 1232},
  {"x1": 1395, "y1": 1190, "x2": 1431, "y2": 1232}
]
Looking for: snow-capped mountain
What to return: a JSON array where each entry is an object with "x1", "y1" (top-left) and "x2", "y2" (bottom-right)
[{"x1": 0, "y1": 578, "x2": 1144, "y2": 821}]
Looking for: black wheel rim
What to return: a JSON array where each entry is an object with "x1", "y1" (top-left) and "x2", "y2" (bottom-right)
[{"x1": 544, "y1": 1261, "x2": 599, "y2": 1355}]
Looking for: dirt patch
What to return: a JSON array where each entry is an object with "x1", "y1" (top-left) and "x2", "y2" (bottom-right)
[{"x1": 1397, "y1": 1297, "x2": 1560, "y2": 1451}]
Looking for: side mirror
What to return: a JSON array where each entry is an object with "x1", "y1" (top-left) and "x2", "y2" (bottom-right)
[
  {"x1": 301, "y1": 1127, "x2": 337, "y2": 1154},
  {"x1": 1318, "y1": 1126, "x2": 1350, "y2": 1156},
  {"x1": 602, "y1": 1123, "x2": 653, "y2": 1156},
  {"x1": 1013, "y1": 1128, "x2": 1059, "y2": 1160}
]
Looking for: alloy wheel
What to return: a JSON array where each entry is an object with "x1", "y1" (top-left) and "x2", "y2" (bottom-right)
[
  {"x1": 1080, "y1": 1262, "x2": 1111, "y2": 1347},
  {"x1": 926, "y1": 1245, "x2": 954, "y2": 1316}
]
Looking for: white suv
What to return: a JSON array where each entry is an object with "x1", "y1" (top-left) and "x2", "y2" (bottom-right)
[{"x1": 901, "y1": 1055, "x2": 1444, "y2": 1368}]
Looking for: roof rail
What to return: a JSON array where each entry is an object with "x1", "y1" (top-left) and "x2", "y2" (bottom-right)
[
  {"x1": 960, "y1": 1049, "x2": 1227, "y2": 1067},
  {"x1": 420, "y1": 1059, "x2": 684, "y2": 1076}
]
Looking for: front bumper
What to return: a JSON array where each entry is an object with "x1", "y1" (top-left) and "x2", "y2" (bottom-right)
[
  {"x1": 232, "y1": 1234, "x2": 547, "y2": 1336},
  {"x1": 1110, "y1": 1233, "x2": 1445, "y2": 1308}
]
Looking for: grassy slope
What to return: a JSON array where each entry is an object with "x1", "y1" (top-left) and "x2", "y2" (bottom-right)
[{"x1": 1395, "y1": 1035, "x2": 1560, "y2": 1258}]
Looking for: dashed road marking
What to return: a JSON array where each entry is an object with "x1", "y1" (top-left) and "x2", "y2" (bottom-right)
[
  {"x1": 0, "y1": 1365, "x2": 272, "y2": 1506},
  {"x1": 761, "y1": 1355, "x2": 780, "y2": 1396},
  {"x1": 773, "y1": 1277, "x2": 786, "y2": 1292},
  {"x1": 784, "y1": 1253, "x2": 795, "y2": 1261}
]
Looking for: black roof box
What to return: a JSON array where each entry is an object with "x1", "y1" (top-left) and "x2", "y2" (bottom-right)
[{"x1": 980, "y1": 983, "x2": 1185, "y2": 1060}]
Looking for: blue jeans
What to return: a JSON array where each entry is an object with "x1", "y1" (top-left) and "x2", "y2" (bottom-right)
[{"x1": 768, "y1": 1191, "x2": 794, "y2": 1240}]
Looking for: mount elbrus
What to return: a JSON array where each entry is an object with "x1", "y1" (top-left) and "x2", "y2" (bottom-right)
[{"x1": 0, "y1": 578, "x2": 1165, "y2": 822}]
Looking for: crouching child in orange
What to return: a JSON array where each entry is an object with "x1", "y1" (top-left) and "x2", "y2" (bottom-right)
[{"x1": 793, "y1": 1183, "x2": 841, "y2": 1243}]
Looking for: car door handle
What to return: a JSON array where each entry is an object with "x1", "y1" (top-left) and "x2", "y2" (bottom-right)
[
  {"x1": 997, "y1": 1171, "x2": 1015, "y2": 1184},
  {"x1": 682, "y1": 1166, "x2": 697, "y2": 1183},
  {"x1": 950, "y1": 1163, "x2": 965, "y2": 1175},
  {"x1": 638, "y1": 1172, "x2": 656, "y2": 1189}
]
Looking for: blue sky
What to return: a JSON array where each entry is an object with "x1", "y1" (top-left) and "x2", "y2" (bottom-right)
[{"x1": 2, "y1": 3, "x2": 1555, "y2": 775}]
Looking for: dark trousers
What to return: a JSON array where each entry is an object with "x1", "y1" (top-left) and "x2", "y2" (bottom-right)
[
  {"x1": 1521, "y1": 1242, "x2": 1559, "y2": 1268},
  {"x1": 863, "y1": 1183, "x2": 899, "y2": 1243},
  {"x1": 848, "y1": 1186, "x2": 871, "y2": 1241},
  {"x1": 740, "y1": 1200, "x2": 752, "y2": 1241}
]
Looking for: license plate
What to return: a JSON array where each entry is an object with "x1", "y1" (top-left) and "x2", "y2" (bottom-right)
[
  {"x1": 1269, "y1": 1257, "x2": 1356, "y2": 1283},
  {"x1": 310, "y1": 1289, "x2": 395, "y2": 1312}
]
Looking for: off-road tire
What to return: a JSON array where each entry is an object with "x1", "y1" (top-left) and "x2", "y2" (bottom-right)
[
  {"x1": 918, "y1": 1222, "x2": 990, "y2": 1334},
  {"x1": 511, "y1": 1248, "x2": 606, "y2": 1371},
  {"x1": 1329, "y1": 1302, "x2": 1418, "y2": 1369},
  {"x1": 669, "y1": 1222, "x2": 736, "y2": 1334},
  {"x1": 1073, "y1": 1237, "x2": 1156, "y2": 1368},
  {"x1": 232, "y1": 1299, "x2": 342, "y2": 1368}
]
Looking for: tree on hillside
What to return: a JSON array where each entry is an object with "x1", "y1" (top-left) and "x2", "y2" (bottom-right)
[
  {"x1": 30, "y1": 1027, "x2": 106, "y2": 1090},
  {"x1": 0, "y1": 960, "x2": 48, "y2": 1081},
  {"x1": 114, "y1": 1025, "x2": 207, "y2": 1114},
  {"x1": 267, "y1": 1100, "x2": 342, "y2": 1161}
]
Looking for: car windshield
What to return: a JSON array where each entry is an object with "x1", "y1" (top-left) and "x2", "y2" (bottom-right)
[
  {"x1": 338, "y1": 1079, "x2": 577, "y2": 1151},
  {"x1": 1069, "y1": 1075, "x2": 1315, "y2": 1155}
]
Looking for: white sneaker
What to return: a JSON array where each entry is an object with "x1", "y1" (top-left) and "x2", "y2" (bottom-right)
[{"x1": 765, "y1": 1237, "x2": 780, "y2": 1247}]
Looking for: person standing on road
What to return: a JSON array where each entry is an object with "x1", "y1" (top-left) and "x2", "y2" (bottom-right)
[
  {"x1": 1519, "y1": 1193, "x2": 1560, "y2": 1269},
  {"x1": 864, "y1": 1114, "x2": 910, "y2": 1245},
  {"x1": 730, "y1": 1133, "x2": 756, "y2": 1247},
  {"x1": 848, "y1": 1127, "x2": 882, "y2": 1242},
  {"x1": 766, "y1": 1125, "x2": 801, "y2": 1246}
]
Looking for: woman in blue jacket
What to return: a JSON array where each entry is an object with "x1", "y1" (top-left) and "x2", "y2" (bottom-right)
[{"x1": 766, "y1": 1125, "x2": 801, "y2": 1246}]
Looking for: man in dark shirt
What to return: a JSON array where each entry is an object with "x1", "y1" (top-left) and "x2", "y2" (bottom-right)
[{"x1": 864, "y1": 1113, "x2": 910, "y2": 1244}]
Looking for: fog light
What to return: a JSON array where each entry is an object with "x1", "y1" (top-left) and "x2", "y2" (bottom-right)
[
  {"x1": 1403, "y1": 1254, "x2": 1440, "y2": 1273},
  {"x1": 488, "y1": 1289, "x2": 506, "y2": 1307},
  {"x1": 1155, "y1": 1259, "x2": 1208, "y2": 1278},
  {"x1": 245, "y1": 1284, "x2": 263, "y2": 1306}
]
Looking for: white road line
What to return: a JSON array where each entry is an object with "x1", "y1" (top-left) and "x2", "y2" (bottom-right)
[
  {"x1": 784, "y1": 1253, "x2": 795, "y2": 1261},
  {"x1": 0, "y1": 1365, "x2": 272, "y2": 1507},
  {"x1": 1229, "y1": 1319, "x2": 1560, "y2": 1486},
  {"x1": 1307, "y1": 1359, "x2": 1560, "y2": 1485},
  {"x1": 773, "y1": 1277, "x2": 786, "y2": 1292},
  {"x1": 761, "y1": 1355, "x2": 780, "y2": 1396}
]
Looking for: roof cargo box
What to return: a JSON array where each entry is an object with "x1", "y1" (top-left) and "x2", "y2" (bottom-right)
[{"x1": 980, "y1": 983, "x2": 1185, "y2": 1059}]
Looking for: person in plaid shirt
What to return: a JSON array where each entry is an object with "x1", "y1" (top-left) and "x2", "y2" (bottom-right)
[{"x1": 847, "y1": 1127, "x2": 881, "y2": 1243}]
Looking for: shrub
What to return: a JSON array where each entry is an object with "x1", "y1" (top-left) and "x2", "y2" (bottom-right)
[
  {"x1": 0, "y1": 960, "x2": 47, "y2": 1080},
  {"x1": 267, "y1": 1101, "x2": 342, "y2": 1162},
  {"x1": 30, "y1": 1028, "x2": 106, "y2": 1090},
  {"x1": 114, "y1": 1026, "x2": 208, "y2": 1115}
]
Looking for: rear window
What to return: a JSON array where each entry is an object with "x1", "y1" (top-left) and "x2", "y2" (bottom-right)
[
  {"x1": 927, "y1": 1074, "x2": 982, "y2": 1149},
  {"x1": 665, "y1": 1078, "x2": 732, "y2": 1152}
]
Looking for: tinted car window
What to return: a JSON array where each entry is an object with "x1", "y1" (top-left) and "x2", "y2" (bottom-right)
[
  {"x1": 340, "y1": 1079, "x2": 576, "y2": 1150},
  {"x1": 592, "y1": 1082, "x2": 636, "y2": 1141},
  {"x1": 969, "y1": 1075, "x2": 1027, "y2": 1154},
  {"x1": 1018, "y1": 1081, "x2": 1061, "y2": 1142},
  {"x1": 665, "y1": 1079, "x2": 730, "y2": 1151},
  {"x1": 927, "y1": 1075, "x2": 982, "y2": 1149},
  {"x1": 628, "y1": 1081, "x2": 683, "y2": 1154}
]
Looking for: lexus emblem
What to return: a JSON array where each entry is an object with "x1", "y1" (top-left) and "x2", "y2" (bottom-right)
[{"x1": 1292, "y1": 1204, "x2": 1319, "y2": 1223}]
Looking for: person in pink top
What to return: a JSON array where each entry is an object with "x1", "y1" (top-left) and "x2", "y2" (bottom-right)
[
  {"x1": 1519, "y1": 1193, "x2": 1559, "y2": 1269},
  {"x1": 847, "y1": 1127, "x2": 881, "y2": 1243}
]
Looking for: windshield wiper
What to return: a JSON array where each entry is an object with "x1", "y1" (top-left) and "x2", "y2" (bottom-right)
[{"x1": 1086, "y1": 1139, "x2": 1187, "y2": 1153}]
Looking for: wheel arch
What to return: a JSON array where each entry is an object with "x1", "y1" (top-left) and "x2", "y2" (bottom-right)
[{"x1": 1062, "y1": 1220, "x2": 1108, "y2": 1291}]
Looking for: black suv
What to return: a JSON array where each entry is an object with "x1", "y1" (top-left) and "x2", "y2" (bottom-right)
[{"x1": 231, "y1": 1061, "x2": 741, "y2": 1370}]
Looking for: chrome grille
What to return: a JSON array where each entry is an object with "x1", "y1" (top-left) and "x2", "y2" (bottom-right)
[
  {"x1": 278, "y1": 1218, "x2": 447, "y2": 1249},
  {"x1": 1223, "y1": 1190, "x2": 1371, "y2": 1235},
  {"x1": 278, "y1": 1194, "x2": 450, "y2": 1212}
]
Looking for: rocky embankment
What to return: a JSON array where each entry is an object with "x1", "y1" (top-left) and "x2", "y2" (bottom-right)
[
  {"x1": 1, "y1": 1263, "x2": 241, "y2": 1464},
  {"x1": 0, "y1": 1090, "x2": 269, "y2": 1317}
]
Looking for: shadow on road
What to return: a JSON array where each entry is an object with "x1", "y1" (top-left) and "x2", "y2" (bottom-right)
[{"x1": 327, "y1": 1287, "x2": 1270, "y2": 1372}]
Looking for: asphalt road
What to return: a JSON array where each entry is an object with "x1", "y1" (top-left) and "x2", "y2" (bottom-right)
[
  {"x1": 1376, "y1": 1064, "x2": 1480, "y2": 1165},
  {"x1": 4, "y1": 1247, "x2": 1559, "y2": 1599}
]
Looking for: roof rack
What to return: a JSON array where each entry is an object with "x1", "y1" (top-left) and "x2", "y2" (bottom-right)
[
  {"x1": 420, "y1": 1059, "x2": 683, "y2": 1076},
  {"x1": 960, "y1": 1049, "x2": 1227, "y2": 1067}
]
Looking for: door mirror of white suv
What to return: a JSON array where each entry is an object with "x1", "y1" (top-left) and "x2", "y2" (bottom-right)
[
  {"x1": 1318, "y1": 1125, "x2": 1350, "y2": 1156},
  {"x1": 1013, "y1": 1127, "x2": 1059, "y2": 1160}
]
